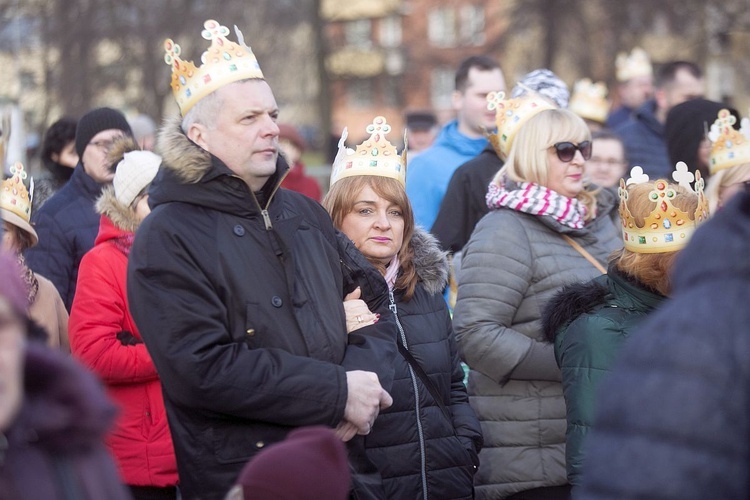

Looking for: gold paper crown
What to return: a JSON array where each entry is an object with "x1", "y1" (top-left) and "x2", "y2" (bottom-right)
[
  {"x1": 486, "y1": 91, "x2": 556, "y2": 160},
  {"x1": 1, "y1": 162, "x2": 38, "y2": 246},
  {"x1": 618, "y1": 162, "x2": 709, "y2": 254},
  {"x1": 616, "y1": 47, "x2": 653, "y2": 82},
  {"x1": 569, "y1": 79, "x2": 610, "y2": 124},
  {"x1": 330, "y1": 116, "x2": 407, "y2": 187},
  {"x1": 164, "y1": 20, "x2": 264, "y2": 115},
  {"x1": 708, "y1": 109, "x2": 750, "y2": 174}
]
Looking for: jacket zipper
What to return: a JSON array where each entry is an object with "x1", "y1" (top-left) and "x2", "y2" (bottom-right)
[
  {"x1": 389, "y1": 290, "x2": 428, "y2": 500},
  {"x1": 242, "y1": 164, "x2": 291, "y2": 231}
]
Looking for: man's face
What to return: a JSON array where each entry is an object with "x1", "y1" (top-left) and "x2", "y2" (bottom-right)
[
  {"x1": 81, "y1": 129, "x2": 126, "y2": 183},
  {"x1": 619, "y1": 74, "x2": 653, "y2": 109},
  {"x1": 190, "y1": 80, "x2": 280, "y2": 192},
  {"x1": 453, "y1": 67, "x2": 506, "y2": 138},
  {"x1": 659, "y1": 68, "x2": 705, "y2": 113}
]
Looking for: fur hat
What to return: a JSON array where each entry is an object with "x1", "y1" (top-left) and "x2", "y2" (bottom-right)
[
  {"x1": 511, "y1": 69, "x2": 570, "y2": 109},
  {"x1": 230, "y1": 426, "x2": 350, "y2": 500},
  {"x1": 75, "y1": 107, "x2": 132, "y2": 157},
  {"x1": 113, "y1": 150, "x2": 161, "y2": 207}
]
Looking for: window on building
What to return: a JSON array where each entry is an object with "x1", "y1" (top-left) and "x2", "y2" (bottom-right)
[
  {"x1": 428, "y1": 8, "x2": 457, "y2": 48},
  {"x1": 460, "y1": 5, "x2": 485, "y2": 46},
  {"x1": 348, "y1": 79, "x2": 374, "y2": 108},
  {"x1": 379, "y1": 15, "x2": 402, "y2": 48},
  {"x1": 345, "y1": 19, "x2": 373, "y2": 49},
  {"x1": 431, "y1": 68, "x2": 454, "y2": 109},
  {"x1": 383, "y1": 75, "x2": 401, "y2": 108}
]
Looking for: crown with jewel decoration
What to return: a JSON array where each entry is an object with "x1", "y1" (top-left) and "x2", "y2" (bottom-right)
[
  {"x1": 0, "y1": 162, "x2": 38, "y2": 246},
  {"x1": 486, "y1": 91, "x2": 556, "y2": 160},
  {"x1": 616, "y1": 47, "x2": 653, "y2": 82},
  {"x1": 164, "y1": 19, "x2": 264, "y2": 115},
  {"x1": 569, "y1": 79, "x2": 610, "y2": 125},
  {"x1": 707, "y1": 108, "x2": 750, "y2": 175},
  {"x1": 330, "y1": 116, "x2": 407, "y2": 187},
  {"x1": 618, "y1": 162, "x2": 709, "y2": 254}
]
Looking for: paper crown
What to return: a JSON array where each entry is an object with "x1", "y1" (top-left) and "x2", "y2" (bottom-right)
[
  {"x1": 330, "y1": 116, "x2": 407, "y2": 187},
  {"x1": 569, "y1": 79, "x2": 610, "y2": 124},
  {"x1": 164, "y1": 20, "x2": 264, "y2": 115},
  {"x1": 486, "y1": 91, "x2": 556, "y2": 160},
  {"x1": 618, "y1": 162, "x2": 709, "y2": 254},
  {"x1": 616, "y1": 47, "x2": 653, "y2": 82},
  {"x1": 0, "y1": 162, "x2": 38, "y2": 246},
  {"x1": 708, "y1": 109, "x2": 750, "y2": 174}
]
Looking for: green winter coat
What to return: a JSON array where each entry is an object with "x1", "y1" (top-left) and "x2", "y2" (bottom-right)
[{"x1": 543, "y1": 267, "x2": 665, "y2": 486}]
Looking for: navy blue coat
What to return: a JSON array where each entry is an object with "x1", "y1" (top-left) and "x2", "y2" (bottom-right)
[
  {"x1": 616, "y1": 100, "x2": 671, "y2": 179},
  {"x1": 25, "y1": 164, "x2": 103, "y2": 311},
  {"x1": 578, "y1": 191, "x2": 750, "y2": 499}
]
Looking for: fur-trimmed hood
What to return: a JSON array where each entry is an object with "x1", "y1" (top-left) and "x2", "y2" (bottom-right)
[
  {"x1": 156, "y1": 114, "x2": 213, "y2": 184},
  {"x1": 541, "y1": 278, "x2": 609, "y2": 343},
  {"x1": 411, "y1": 227, "x2": 449, "y2": 296},
  {"x1": 96, "y1": 185, "x2": 141, "y2": 233}
]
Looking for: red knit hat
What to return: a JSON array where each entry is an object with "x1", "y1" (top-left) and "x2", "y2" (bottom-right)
[{"x1": 233, "y1": 426, "x2": 350, "y2": 500}]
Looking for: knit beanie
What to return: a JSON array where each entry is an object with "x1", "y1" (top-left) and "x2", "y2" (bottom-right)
[
  {"x1": 113, "y1": 150, "x2": 161, "y2": 207},
  {"x1": 0, "y1": 250, "x2": 28, "y2": 316},
  {"x1": 233, "y1": 426, "x2": 350, "y2": 500},
  {"x1": 75, "y1": 107, "x2": 133, "y2": 157},
  {"x1": 511, "y1": 69, "x2": 570, "y2": 109}
]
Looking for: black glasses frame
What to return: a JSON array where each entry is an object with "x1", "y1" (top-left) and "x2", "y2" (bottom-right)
[{"x1": 553, "y1": 141, "x2": 592, "y2": 162}]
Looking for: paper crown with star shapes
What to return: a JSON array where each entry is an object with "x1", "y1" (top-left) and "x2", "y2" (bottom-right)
[
  {"x1": 164, "y1": 19, "x2": 264, "y2": 115},
  {"x1": 618, "y1": 162, "x2": 709, "y2": 254},
  {"x1": 485, "y1": 91, "x2": 556, "y2": 160},
  {"x1": 615, "y1": 47, "x2": 653, "y2": 82},
  {"x1": 569, "y1": 79, "x2": 610, "y2": 125},
  {"x1": 707, "y1": 108, "x2": 750, "y2": 175},
  {"x1": 0, "y1": 162, "x2": 38, "y2": 246},
  {"x1": 330, "y1": 116, "x2": 407, "y2": 187}
]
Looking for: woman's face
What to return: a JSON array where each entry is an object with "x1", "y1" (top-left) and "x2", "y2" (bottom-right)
[
  {"x1": 0, "y1": 297, "x2": 25, "y2": 432},
  {"x1": 339, "y1": 185, "x2": 405, "y2": 266},
  {"x1": 586, "y1": 138, "x2": 627, "y2": 188},
  {"x1": 134, "y1": 194, "x2": 151, "y2": 222},
  {"x1": 545, "y1": 143, "x2": 586, "y2": 198},
  {"x1": 1, "y1": 223, "x2": 19, "y2": 254},
  {"x1": 52, "y1": 141, "x2": 79, "y2": 169}
]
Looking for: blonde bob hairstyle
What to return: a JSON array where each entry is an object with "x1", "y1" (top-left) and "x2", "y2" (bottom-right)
[
  {"x1": 323, "y1": 175, "x2": 419, "y2": 301},
  {"x1": 705, "y1": 163, "x2": 750, "y2": 213},
  {"x1": 610, "y1": 181, "x2": 699, "y2": 296},
  {"x1": 494, "y1": 108, "x2": 597, "y2": 220}
]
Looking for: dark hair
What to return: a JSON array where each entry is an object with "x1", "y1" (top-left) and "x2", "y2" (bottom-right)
[
  {"x1": 592, "y1": 128, "x2": 627, "y2": 163},
  {"x1": 41, "y1": 117, "x2": 77, "y2": 165},
  {"x1": 655, "y1": 61, "x2": 703, "y2": 89},
  {"x1": 455, "y1": 55, "x2": 500, "y2": 92}
]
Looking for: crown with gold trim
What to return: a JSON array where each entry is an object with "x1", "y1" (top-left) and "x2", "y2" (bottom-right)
[
  {"x1": 618, "y1": 162, "x2": 709, "y2": 254},
  {"x1": 330, "y1": 116, "x2": 407, "y2": 187},
  {"x1": 486, "y1": 91, "x2": 556, "y2": 160},
  {"x1": 1, "y1": 162, "x2": 38, "y2": 246},
  {"x1": 707, "y1": 109, "x2": 750, "y2": 175},
  {"x1": 164, "y1": 20, "x2": 264, "y2": 116},
  {"x1": 569, "y1": 79, "x2": 610, "y2": 125},
  {"x1": 615, "y1": 47, "x2": 653, "y2": 82}
]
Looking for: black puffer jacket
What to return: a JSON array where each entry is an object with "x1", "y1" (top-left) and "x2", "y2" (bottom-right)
[
  {"x1": 127, "y1": 117, "x2": 397, "y2": 500},
  {"x1": 365, "y1": 229, "x2": 483, "y2": 500}
]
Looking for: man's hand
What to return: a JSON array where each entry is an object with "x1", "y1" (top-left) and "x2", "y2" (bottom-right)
[{"x1": 344, "y1": 370, "x2": 393, "y2": 435}]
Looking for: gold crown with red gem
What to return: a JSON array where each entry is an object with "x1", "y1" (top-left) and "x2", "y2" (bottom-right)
[
  {"x1": 486, "y1": 91, "x2": 556, "y2": 160},
  {"x1": 1, "y1": 162, "x2": 38, "y2": 246},
  {"x1": 164, "y1": 19, "x2": 264, "y2": 115},
  {"x1": 707, "y1": 109, "x2": 750, "y2": 174},
  {"x1": 330, "y1": 116, "x2": 407, "y2": 187},
  {"x1": 569, "y1": 79, "x2": 610, "y2": 125},
  {"x1": 618, "y1": 162, "x2": 709, "y2": 254}
]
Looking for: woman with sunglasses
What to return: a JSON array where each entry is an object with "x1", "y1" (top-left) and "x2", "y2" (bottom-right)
[{"x1": 453, "y1": 108, "x2": 620, "y2": 499}]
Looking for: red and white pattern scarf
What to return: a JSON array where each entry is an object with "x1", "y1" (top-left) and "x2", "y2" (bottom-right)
[{"x1": 486, "y1": 177, "x2": 588, "y2": 229}]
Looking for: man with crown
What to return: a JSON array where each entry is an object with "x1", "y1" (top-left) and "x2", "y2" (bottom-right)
[
  {"x1": 127, "y1": 20, "x2": 397, "y2": 500},
  {"x1": 606, "y1": 47, "x2": 654, "y2": 129}
]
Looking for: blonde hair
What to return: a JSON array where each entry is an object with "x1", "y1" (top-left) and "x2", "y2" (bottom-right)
[
  {"x1": 494, "y1": 108, "x2": 597, "y2": 220},
  {"x1": 323, "y1": 176, "x2": 419, "y2": 301},
  {"x1": 705, "y1": 163, "x2": 750, "y2": 212},
  {"x1": 611, "y1": 182, "x2": 699, "y2": 296}
]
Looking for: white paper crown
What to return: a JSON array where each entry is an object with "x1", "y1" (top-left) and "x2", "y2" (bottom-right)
[
  {"x1": 569, "y1": 79, "x2": 610, "y2": 124},
  {"x1": 616, "y1": 47, "x2": 653, "y2": 82},
  {"x1": 708, "y1": 109, "x2": 750, "y2": 174}
]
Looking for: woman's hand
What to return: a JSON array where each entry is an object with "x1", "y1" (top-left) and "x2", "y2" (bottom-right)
[{"x1": 344, "y1": 287, "x2": 379, "y2": 333}]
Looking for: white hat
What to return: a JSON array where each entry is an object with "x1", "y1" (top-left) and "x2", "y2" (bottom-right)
[{"x1": 113, "y1": 150, "x2": 161, "y2": 207}]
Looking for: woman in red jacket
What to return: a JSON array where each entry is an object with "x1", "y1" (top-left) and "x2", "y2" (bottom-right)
[{"x1": 69, "y1": 139, "x2": 178, "y2": 499}]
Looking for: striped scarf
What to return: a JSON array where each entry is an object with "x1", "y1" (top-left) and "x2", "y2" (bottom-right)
[{"x1": 486, "y1": 177, "x2": 588, "y2": 229}]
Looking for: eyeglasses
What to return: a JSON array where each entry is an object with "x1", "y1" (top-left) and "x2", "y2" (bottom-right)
[
  {"x1": 88, "y1": 137, "x2": 122, "y2": 152},
  {"x1": 553, "y1": 141, "x2": 592, "y2": 162}
]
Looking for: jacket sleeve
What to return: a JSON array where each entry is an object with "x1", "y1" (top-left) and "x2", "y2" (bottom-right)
[
  {"x1": 69, "y1": 250, "x2": 158, "y2": 385},
  {"x1": 127, "y1": 219, "x2": 348, "y2": 428},
  {"x1": 25, "y1": 210, "x2": 73, "y2": 308},
  {"x1": 453, "y1": 213, "x2": 558, "y2": 383},
  {"x1": 555, "y1": 314, "x2": 625, "y2": 486},
  {"x1": 405, "y1": 155, "x2": 440, "y2": 230}
]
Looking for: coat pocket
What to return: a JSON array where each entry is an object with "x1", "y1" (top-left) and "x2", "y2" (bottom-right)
[{"x1": 211, "y1": 422, "x2": 290, "y2": 465}]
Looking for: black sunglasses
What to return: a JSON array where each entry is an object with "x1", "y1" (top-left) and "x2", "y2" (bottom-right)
[{"x1": 553, "y1": 141, "x2": 592, "y2": 162}]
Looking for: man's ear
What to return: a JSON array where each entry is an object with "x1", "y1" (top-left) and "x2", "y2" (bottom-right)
[
  {"x1": 451, "y1": 89, "x2": 464, "y2": 112},
  {"x1": 187, "y1": 122, "x2": 209, "y2": 151}
]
